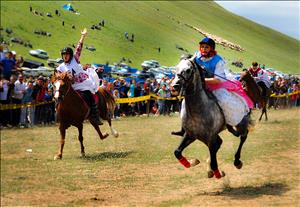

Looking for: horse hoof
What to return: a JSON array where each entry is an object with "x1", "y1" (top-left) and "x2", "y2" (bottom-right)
[
  {"x1": 101, "y1": 133, "x2": 109, "y2": 139},
  {"x1": 189, "y1": 159, "x2": 200, "y2": 167},
  {"x1": 221, "y1": 171, "x2": 226, "y2": 177},
  {"x1": 80, "y1": 153, "x2": 86, "y2": 158},
  {"x1": 207, "y1": 170, "x2": 214, "y2": 178},
  {"x1": 111, "y1": 128, "x2": 119, "y2": 138},
  {"x1": 54, "y1": 155, "x2": 62, "y2": 160},
  {"x1": 234, "y1": 160, "x2": 243, "y2": 169}
]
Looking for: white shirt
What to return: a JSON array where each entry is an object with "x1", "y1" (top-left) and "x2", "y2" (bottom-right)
[
  {"x1": 56, "y1": 58, "x2": 96, "y2": 93},
  {"x1": 12, "y1": 80, "x2": 27, "y2": 100}
]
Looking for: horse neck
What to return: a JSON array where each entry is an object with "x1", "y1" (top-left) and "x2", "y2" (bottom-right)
[
  {"x1": 184, "y1": 70, "x2": 208, "y2": 111},
  {"x1": 61, "y1": 85, "x2": 88, "y2": 113}
]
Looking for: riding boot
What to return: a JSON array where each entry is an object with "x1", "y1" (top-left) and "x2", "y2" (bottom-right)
[{"x1": 90, "y1": 102, "x2": 103, "y2": 125}]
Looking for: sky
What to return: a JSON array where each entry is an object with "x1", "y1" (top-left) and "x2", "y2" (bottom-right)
[{"x1": 215, "y1": 1, "x2": 300, "y2": 40}]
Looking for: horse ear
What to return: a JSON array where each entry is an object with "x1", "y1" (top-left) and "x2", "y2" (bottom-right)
[{"x1": 66, "y1": 72, "x2": 75, "y2": 83}]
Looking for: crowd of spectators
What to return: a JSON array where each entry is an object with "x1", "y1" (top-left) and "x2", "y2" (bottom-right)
[{"x1": 0, "y1": 45, "x2": 299, "y2": 129}]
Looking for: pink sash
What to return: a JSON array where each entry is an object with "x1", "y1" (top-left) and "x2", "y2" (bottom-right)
[{"x1": 207, "y1": 80, "x2": 254, "y2": 109}]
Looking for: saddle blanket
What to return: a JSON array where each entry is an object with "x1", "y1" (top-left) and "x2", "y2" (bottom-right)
[{"x1": 180, "y1": 88, "x2": 249, "y2": 126}]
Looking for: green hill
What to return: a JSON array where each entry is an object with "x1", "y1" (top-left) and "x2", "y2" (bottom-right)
[{"x1": 1, "y1": 1, "x2": 299, "y2": 74}]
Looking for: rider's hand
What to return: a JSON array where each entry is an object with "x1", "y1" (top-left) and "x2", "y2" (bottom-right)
[{"x1": 81, "y1": 28, "x2": 87, "y2": 37}]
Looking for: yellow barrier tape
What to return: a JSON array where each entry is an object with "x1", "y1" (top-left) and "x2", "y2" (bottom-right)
[
  {"x1": 0, "y1": 101, "x2": 55, "y2": 111},
  {"x1": 115, "y1": 95, "x2": 151, "y2": 104},
  {"x1": 2, "y1": 90, "x2": 298, "y2": 110},
  {"x1": 270, "y1": 90, "x2": 300, "y2": 98},
  {"x1": 149, "y1": 93, "x2": 183, "y2": 100}
]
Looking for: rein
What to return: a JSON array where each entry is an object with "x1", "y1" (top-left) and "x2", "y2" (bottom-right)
[{"x1": 192, "y1": 60, "x2": 239, "y2": 86}]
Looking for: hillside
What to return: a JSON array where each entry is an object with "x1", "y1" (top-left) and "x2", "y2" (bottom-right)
[{"x1": 1, "y1": 1, "x2": 299, "y2": 74}]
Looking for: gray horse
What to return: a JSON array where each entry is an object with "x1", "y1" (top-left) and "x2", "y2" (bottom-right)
[{"x1": 171, "y1": 58, "x2": 251, "y2": 179}]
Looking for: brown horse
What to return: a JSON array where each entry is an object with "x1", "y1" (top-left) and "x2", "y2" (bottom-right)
[
  {"x1": 239, "y1": 71, "x2": 271, "y2": 121},
  {"x1": 53, "y1": 72, "x2": 118, "y2": 160}
]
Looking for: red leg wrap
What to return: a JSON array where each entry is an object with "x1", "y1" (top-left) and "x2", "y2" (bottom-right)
[
  {"x1": 213, "y1": 169, "x2": 222, "y2": 179},
  {"x1": 179, "y1": 157, "x2": 191, "y2": 168}
]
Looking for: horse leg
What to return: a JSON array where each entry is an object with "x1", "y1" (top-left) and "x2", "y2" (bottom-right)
[
  {"x1": 108, "y1": 119, "x2": 119, "y2": 138},
  {"x1": 174, "y1": 134, "x2": 198, "y2": 168},
  {"x1": 234, "y1": 116, "x2": 249, "y2": 169},
  {"x1": 226, "y1": 124, "x2": 240, "y2": 137},
  {"x1": 54, "y1": 124, "x2": 66, "y2": 160},
  {"x1": 77, "y1": 123, "x2": 85, "y2": 157},
  {"x1": 208, "y1": 135, "x2": 224, "y2": 179},
  {"x1": 171, "y1": 127, "x2": 185, "y2": 136},
  {"x1": 263, "y1": 102, "x2": 268, "y2": 121},
  {"x1": 90, "y1": 121, "x2": 109, "y2": 140}
]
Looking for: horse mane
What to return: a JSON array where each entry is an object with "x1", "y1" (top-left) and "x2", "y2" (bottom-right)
[
  {"x1": 54, "y1": 72, "x2": 74, "y2": 85},
  {"x1": 191, "y1": 59, "x2": 218, "y2": 102}
]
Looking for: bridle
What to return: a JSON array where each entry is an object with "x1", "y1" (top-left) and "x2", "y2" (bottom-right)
[
  {"x1": 177, "y1": 59, "x2": 196, "y2": 84},
  {"x1": 54, "y1": 79, "x2": 72, "y2": 103}
]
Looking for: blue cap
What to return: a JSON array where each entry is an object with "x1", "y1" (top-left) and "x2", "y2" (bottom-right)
[{"x1": 199, "y1": 37, "x2": 215, "y2": 49}]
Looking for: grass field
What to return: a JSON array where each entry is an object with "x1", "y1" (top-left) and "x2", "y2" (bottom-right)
[
  {"x1": 1, "y1": 108, "x2": 300, "y2": 206},
  {"x1": 1, "y1": 1, "x2": 299, "y2": 73}
]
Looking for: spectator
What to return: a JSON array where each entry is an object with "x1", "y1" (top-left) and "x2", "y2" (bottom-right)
[
  {"x1": 0, "y1": 51, "x2": 16, "y2": 80},
  {"x1": 0, "y1": 77, "x2": 10, "y2": 127},
  {"x1": 44, "y1": 89, "x2": 54, "y2": 125},
  {"x1": 113, "y1": 89, "x2": 120, "y2": 119},
  {"x1": 156, "y1": 84, "x2": 167, "y2": 116},
  {"x1": 128, "y1": 79, "x2": 136, "y2": 98},
  {"x1": 20, "y1": 80, "x2": 34, "y2": 128},
  {"x1": 124, "y1": 32, "x2": 129, "y2": 40},
  {"x1": 0, "y1": 45, "x2": 6, "y2": 61},
  {"x1": 96, "y1": 66, "x2": 104, "y2": 79},
  {"x1": 100, "y1": 79, "x2": 108, "y2": 90},
  {"x1": 32, "y1": 76, "x2": 46, "y2": 125},
  {"x1": 11, "y1": 74, "x2": 26, "y2": 126}
]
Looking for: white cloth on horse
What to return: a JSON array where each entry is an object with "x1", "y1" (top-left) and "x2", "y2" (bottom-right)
[
  {"x1": 57, "y1": 58, "x2": 99, "y2": 94},
  {"x1": 212, "y1": 88, "x2": 249, "y2": 126},
  {"x1": 86, "y1": 67, "x2": 100, "y2": 93},
  {"x1": 255, "y1": 69, "x2": 271, "y2": 88},
  {"x1": 180, "y1": 89, "x2": 249, "y2": 126}
]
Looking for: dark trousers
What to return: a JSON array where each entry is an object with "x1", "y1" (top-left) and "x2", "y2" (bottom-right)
[
  {"x1": 257, "y1": 81, "x2": 268, "y2": 97},
  {"x1": 78, "y1": 90, "x2": 94, "y2": 106},
  {"x1": 11, "y1": 98, "x2": 22, "y2": 126},
  {"x1": 0, "y1": 100, "x2": 10, "y2": 126}
]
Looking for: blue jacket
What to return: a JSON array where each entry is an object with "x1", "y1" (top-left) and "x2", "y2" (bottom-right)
[{"x1": 195, "y1": 52, "x2": 223, "y2": 78}]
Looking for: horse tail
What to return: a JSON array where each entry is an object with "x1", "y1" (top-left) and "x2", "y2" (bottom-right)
[{"x1": 98, "y1": 87, "x2": 116, "y2": 113}]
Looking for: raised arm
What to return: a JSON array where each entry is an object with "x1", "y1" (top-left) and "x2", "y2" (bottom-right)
[{"x1": 74, "y1": 28, "x2": 87, "y2": 63}]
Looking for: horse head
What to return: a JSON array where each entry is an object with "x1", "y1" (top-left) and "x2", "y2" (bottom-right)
[
  {"x1": 239, "y1": 70, "x2": 251, "y2": 83},
  {"x1": 53, "y1": 72, "x2": 74, "y2": 101},
  {"x1": 171, "y1": 57, "x2": 203, "y2": 96}
]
